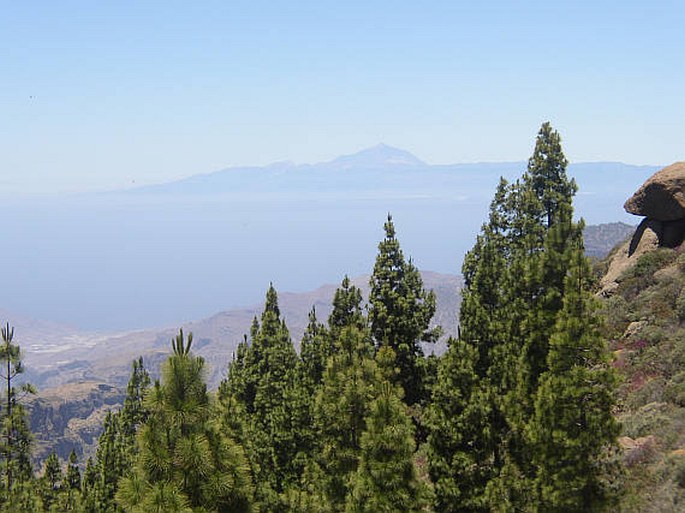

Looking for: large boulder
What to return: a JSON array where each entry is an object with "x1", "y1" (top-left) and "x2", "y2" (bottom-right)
[
  {"x1": 624, "y1": 162, "x2": 685, "y2": 221},
  {"x1": 601, "y1": 162, "x2": 685, "y2": 297}
]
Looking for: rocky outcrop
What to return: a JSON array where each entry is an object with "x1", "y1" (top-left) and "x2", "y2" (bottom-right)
[
  {"x1": 599, "y1": 233, "x2": 658, "y2": 296},
  {"x1": 625, "y1": 162, "x2": 685, "y2": 221},
  {"x1": 619, "y1": 435, "x2": 657, "y2": 466},
  {"x1": 28, "y1": 381, "x2": 125, "y2": 465},
  {"x1": 600, "y1": 163, "x2": 685, "y2": 296},
  {"x1": 624, "y1": 162, "x2": 685, "y2": 252}
]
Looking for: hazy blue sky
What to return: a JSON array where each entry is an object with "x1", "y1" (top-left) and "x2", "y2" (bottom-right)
[{"x1": 2, "y1": 1, "x2": 684, "y2": 193}]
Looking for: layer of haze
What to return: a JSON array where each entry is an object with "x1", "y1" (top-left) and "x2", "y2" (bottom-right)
[
  {"x1": 2, "y1": 1, "x2": 684, "y2": 194},
  {"x1": 1, "y1": 2, "x2": 682, "y2": 332}
]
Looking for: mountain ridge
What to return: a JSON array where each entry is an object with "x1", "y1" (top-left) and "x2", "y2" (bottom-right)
[{"x1": 122, "y1": 144, "x2": 660, "y2": 199}]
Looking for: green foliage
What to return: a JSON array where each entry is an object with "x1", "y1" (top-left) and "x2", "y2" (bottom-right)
[
  {"x1": 0, "y1": 322, "x2": 35, "y2": 508},
  {"x1": 0, "y1": 124, "x2": 645, "y2": 513},
  {"x1": 6, "y1": 478, "x2": 43, "y2": 512},
  {"x1": 56, "y1": 449, "x2": 83, "y2": 512},
  {"x1": 617, "y1": 249, "x2": 678, "y2": 300},
  {"x1": 329, "y1": 275, "x2": 366, "y2": 337},
  {"x1": 428, "y1": 122, "x2": 618, "y2": 512},
  {"x1": 220, "y1": 285, "x2": 304, "y2": 510},
  {"x1": 530, "y1": 247, "x2": 620, "y2": 511},
  {"x1": 83, "y1": 356, "x2": 151, "y2": 512},
  {"x1": 299, "y1": 306, "x2": 330, "y2": 392},
  {"x1": 39, "y1": 452, "x2": 62, "y2": 510},
  {"x1": 117, "y1": 329, "x2": 254, "y2": 512},
  {"x1": 369, "y1": 214, "x2": 438, "y2": 406},
  {"x1": 526, "y1": 121, "x2": 576, "y2": 228},
  {"x1": 312, "y1": 325, "x2": 383, "y2": 511},
  {"x1": 427, "y1": 337, "x2": 494, "y2": 512},
  {"x1": 345, "y1": 382, "x2": 428, "y2": 513}
]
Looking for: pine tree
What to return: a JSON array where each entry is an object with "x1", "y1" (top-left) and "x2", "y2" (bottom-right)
[
  {"x1": 91, "y1": 412, "x2": 126, "y2": 512},
  {"x1": 346, "y1": 381, "x2": 427, "y2": 513},
  {"x1": 117, "y1": 329, "x2": 254, "y2": 512},
  {"x1": 292, "y1": 307, "x2": 328, "y2": 474},
  {"x1": 120, "y1": 356, "x2": 151, "y2": 436},
  {"x1": 312, "y1": 325, "x2": 384, "y2": 512},
  {"x1": 219, "y1": 334, "x2": 251, "y2": 410},
  {"x1": 488, "y1": 124, "x2": 580, "y2": 500},
  {"x1": 81, "y1": 457, "x2": 99, "y2": 513},
  {"x1": 55, "y1": 449, "x2": 82, "y2": 511},
  {"x1": 427, "y1": 337, "x2": 494, "y2": 512},
  {"x1": 49, "y1": 454, "x2": 82, "y2": 512},
  {"x1": 529, "y1": 238, "x2": 619, "y2": 511},
  {"x1": 526, "y1": 121, "x2": 575, "y2": 229},
  {"x1": 66, "y1": 450, "x2": 81, "y2": 492},
  {"x1": 299, "y1": 275, "x2": 368, "y2": 399},
  {"x1": 84, "y1": 357, "x2": 151, "y2": 512},
  {"x1": 459, "y1": 179, "x2": 511, "y2": 378},
  {"x1": 427, "y1": 123, "x2": 615, "y2": 512},
  {"x1": 40, "y1": 452, "x2": 62, "y2": 511},
  {"x1": 299, "y1": 306, "x2": 330, "y2": 392},
  {"x1": 368, "y1": 215, "x2": 438, "y2": 406},
  {"x1": 427, "y1": 179, "x2": 517, "y2": 513},
  {"x1": 329, "y1": 276, "x2": 366, "y2": 338},
  {"x1": 281, "y1": 277, "x2": 373, "y2": 510},
  {"x1": 219, "y1": 285, "x2": 305, "y2": 510},
  {"x1": 0, "y1": 322, "x2": 35, "y2": 508},
  {"x1": 502, "y1": 125, "x2": 579, "y2": 500},
  {"x1": 515, "y1": 122, "x2": 578, "y2": 395}
]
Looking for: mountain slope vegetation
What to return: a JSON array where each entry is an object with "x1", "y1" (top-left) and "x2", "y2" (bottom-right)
[{"x1": 599, "y1": 245, "x2": 685, "y2": 511}]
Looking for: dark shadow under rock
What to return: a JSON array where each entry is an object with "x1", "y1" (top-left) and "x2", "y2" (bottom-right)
[{"x1": 629, "y1": 217, "x2": 685, "y2": 256}]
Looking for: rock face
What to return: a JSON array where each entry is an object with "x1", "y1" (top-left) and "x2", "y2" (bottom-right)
[
  {"x1": 623, "y1": 162, "x2": 685, "y2": 252},
  {"x1": 28, "y1": 381, "x2": 125, "y2": 465},
  {"x1": 599, "y1": 232, "x2": 658, "y2": 296},
  {"x1": 600, "y1": 162, "x2": 685, "y2": 296},
  {"x1": 624, "y1": 162, "x2": 685, "y2": 221}
]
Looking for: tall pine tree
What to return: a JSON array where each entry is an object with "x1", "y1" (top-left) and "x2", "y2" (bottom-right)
[
  {"x1": 429, "y1": 122, "x2": 616, "y2": 512},
  {"x1": 346, "y1": 381, "x2": 427, "y2": 513},
  {"x1": 369, "y1": 215, "x2": 438, "y2": 406},
  {"x1": 220, "y1": 285, "x2": 302, "y2": 511},
  {"x1": 529, "y1": 235, "x2": 619, "y2": 511},
  {"x1": 117, "y1": 330, "x2": 254, "y2": 512},
  {"x1": 311, "y1": 325, "x2": 383, "y2": 512},
  {"x1": 83, "y1": 356, "x2": 151, "y2": 513},
  {"x1": 39, "y1": 452, "x2": 62, "y2": 511},
  {"x1": 0, "y1": 322, "x2": 35, "y2": 509}
]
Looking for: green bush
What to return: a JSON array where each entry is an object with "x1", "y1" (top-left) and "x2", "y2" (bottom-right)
[
  {"x1": 627, "y1": 377, "x2": 667, "y2": 410},
  {"x1": 601, "y1": 295, "x2": 630, "y2": 338},
  {"x1": 621, "y1": 402, "x2": 671, "y2": 438},
  {"x1": 631, "y1": 249, "x2": 678, "y2": 280},
  {"x1": 664, "y1": 452, "x2": 685, "y2": 489},
  {"x1": 637, "y1": 281, "x2": 680, "y2": 321},
  {"x1": 668, "y1": 333, "x2": 685, "y2": 370},
  {"x1": 665, "y1": 372, "x2": 685, "y2": 407},
  {"x1": 676, "y1": 288, "x2": 685, "y2": 322},
  {"x1": 618, "y1": 249, "x2": 678, "y2": 299}
]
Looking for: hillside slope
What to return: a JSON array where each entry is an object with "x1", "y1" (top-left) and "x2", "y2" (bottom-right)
[{"x1": 599, "y1": 244, "x2": 685, "y2": 511}]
